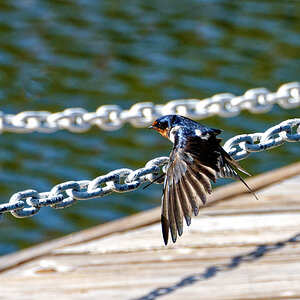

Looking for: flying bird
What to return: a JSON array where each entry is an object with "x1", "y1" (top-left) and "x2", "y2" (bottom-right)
[{"x1": 149, "y1": 114, "x2": 257, "y2": 245}]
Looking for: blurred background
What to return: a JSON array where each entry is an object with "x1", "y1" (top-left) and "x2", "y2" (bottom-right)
[{"x1": 0, "y1": 0, "x2": 299, "y2": 255}]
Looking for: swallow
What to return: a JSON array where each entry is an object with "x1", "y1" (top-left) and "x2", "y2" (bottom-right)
[{"x1": 149, "y1": 114, "x2": 257, "y2": 245}]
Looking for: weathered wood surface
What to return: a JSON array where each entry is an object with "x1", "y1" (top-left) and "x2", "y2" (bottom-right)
[{"x1": 0, "y1": 162, "x2": 300, "y2": 300}]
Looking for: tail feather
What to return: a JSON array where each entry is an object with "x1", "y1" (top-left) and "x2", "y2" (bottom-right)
[
  {"x1": 219, "y1": 148, "x2": 258, "y2": 200},
  {"x1": 234, "y1": 171, "x2": 259, "y2": 200},
  {"x1": 220, "y1": 148, "x2": 251, "y2": 176}
]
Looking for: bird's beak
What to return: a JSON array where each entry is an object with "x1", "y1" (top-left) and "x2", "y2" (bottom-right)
[{"x1": 148, "y1": 125, "x2": 154, "y2": 129}]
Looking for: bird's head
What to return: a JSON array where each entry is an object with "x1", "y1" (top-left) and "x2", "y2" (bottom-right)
[
  {"x1": 149, "y1": 115, "x2": 180, "y2": 139},
  {"x1": 149, "y1": 116, "x2": 170, "y2": 138}
]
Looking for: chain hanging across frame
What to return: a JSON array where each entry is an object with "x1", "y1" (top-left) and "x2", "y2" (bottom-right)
[
  {"x1": 0, "y1": 82, "x2": 299, "y2": 133},
  {"x1": 0, "y1": 118, "x2": 299, "y2": 219}
]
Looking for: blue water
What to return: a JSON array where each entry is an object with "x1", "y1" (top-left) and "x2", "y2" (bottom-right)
[{"x1": 0, "y1": 0, "x2": 299, "y2": 255}]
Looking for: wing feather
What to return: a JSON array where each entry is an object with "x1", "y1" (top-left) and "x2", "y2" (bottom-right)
[
  {"x1": 191, "y1": 161, "x2": 217, "y2": 183},
  {"x1": 167, "y1": 180, "x2": 177, "y2": 243},
  {"x1": 181, "y1": 173, "x2": 200, "y2": 216},
  {"x1": 177, "y1": 179, "x2": 192, "y2": 226},
  {"x1": 161, "y1": 179, "x2": 169, "y2": 246},
  {"x1": 189, "y1": 167, "x2": 212, "y2": 194},
  {"x1": 172, "y1": 179, "x2": 184, "y2": 236}
]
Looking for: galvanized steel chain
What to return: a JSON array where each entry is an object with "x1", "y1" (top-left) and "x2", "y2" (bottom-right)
[
  {"x1": 1, "y1": 118, "x2": 299, "y2": 218},
  {"x1": 223, "y1": 118, "x2": 300, "y2": 160},
  {"x1": 0, "y1": 82, "x2": 299, "y2": 133}
]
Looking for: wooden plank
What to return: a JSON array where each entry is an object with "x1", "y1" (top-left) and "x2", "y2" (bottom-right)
[
  {"x1": 51, "y1": 212, "x2": 300, "y2": 254},
  {"x1": 0, "y1": 161, "x2": 300, "y2": 272}
]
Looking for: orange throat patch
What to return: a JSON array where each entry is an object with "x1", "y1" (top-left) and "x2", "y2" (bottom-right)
[{"x1": 156, "y1": 128, "x2": 169, "y2": 139}]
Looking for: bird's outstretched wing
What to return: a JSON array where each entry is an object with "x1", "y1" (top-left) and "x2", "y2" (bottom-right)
[
  {"x1": 161, "y1": 129, "x2": 222, "y2": 245},
  {"x1": 161, "y1": 129, "x2": 256, "y2": 245}
]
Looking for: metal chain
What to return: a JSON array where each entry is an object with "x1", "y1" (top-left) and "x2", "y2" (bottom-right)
[
  {"x1": 223, "y1": 118, "x2": 300, "y2": 160},
  {"x1": 1, "y1": 118, "x2": 299, "y2": 218},
  {"x1": 0, "y1": 82, "x2": 299, "y2": 133}
]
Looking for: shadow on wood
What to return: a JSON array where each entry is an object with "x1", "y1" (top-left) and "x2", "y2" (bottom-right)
[{"x1": 135, "y1": 232, "x2": 300, "y2": 300}]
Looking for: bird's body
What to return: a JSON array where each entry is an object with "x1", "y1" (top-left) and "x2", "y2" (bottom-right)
[{"x1": 149, "y1": 114, "x2": 257, "y2": 245}]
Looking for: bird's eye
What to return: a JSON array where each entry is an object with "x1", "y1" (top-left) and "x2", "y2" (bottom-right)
[
  {"x1": 153, "y1": 120, "x2": 168, "y2": 130},
  {"x1": 157, "y1": 121, "x2": 167, "y2": 129}
]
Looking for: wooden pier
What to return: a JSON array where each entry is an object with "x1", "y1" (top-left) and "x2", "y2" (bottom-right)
[{"x1": 0, "y1": 162, "x2": 300, "y2": 299}]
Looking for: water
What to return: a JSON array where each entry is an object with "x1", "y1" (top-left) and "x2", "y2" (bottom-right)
[{"x1": 0, "y1": 0, "x2": 299, "y2": 255}]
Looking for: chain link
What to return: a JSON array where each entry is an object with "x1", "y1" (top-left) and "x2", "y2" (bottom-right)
[
  {"x1": 0, "y1": 82, "x2": 299, "y2": 133},
  {"x1": 1, "y1": 119, "x2": 299, "y2": 218}
]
